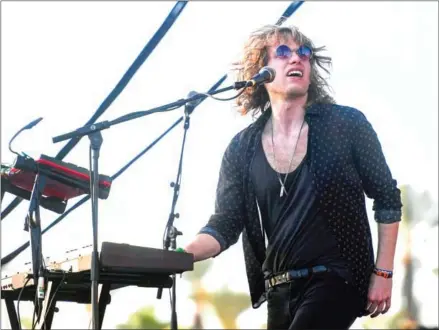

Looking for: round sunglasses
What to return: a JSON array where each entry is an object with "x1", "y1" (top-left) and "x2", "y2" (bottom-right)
[{"x1": 275, "y1": 44, "x2": 313, "y2": 60}]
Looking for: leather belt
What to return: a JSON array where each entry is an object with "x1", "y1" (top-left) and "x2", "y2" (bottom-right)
[{"x1": 265, "y1": 265, "x2": 328, "y2": 289}]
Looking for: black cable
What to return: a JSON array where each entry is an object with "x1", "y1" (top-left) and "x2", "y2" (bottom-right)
[
  {"x1": 168, "y1": 287, "x2": 173, "y2": 308},
  {"x1": 31, "y1": 275, "x2": 43, "y2": 330},
  {"x1": 31, "y1": 294, "x2": 37, "y2": 330},
  {"x1": 199, "y1": 86, "x2": 247, "y2": 102},
  {"x1": 39, "y1": 271, "x2": 66, "y2": 330},
  {"x1": 16, "y1": 276, "x2": 31, "y2": 330}
]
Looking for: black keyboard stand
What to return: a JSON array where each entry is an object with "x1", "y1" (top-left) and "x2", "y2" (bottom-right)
[{"x1": 1, "y1": 269, "x2": 173, "y2": 330}]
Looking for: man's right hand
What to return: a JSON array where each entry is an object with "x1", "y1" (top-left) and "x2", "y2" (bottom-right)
[{"x1": 184, "y1": 234, "x2": 221, "y2": 262}]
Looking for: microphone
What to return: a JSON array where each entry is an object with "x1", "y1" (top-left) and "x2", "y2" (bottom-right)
[
  {"x1": 247, "y1": 67, "x2": 276, "y2": 86},
  {"x1": 234, "y1": 67, "x2": 276, "y2": 89},
  {"x1": 24, "y1": 117, "x2": 43, "y2": 130},
  {"x1": 9, "y1": 117, "x2": 44, "y2": 157}
]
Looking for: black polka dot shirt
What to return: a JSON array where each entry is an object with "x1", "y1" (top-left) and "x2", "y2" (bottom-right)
[{"x1": 199, "y1": 103, "x2": 402, "y2": 313}]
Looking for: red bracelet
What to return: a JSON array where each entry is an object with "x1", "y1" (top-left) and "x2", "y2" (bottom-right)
[{"x1": 373, "y1": 267, "x2": 393, "y2": 279}]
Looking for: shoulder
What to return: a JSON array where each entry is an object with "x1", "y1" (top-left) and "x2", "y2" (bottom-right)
[
  {"x1": 225, "y1": 111, "x2": 269, "y2": 153},
  {"x1": 319, "y1": 103, "x2": 366, "y2": 119},
  {"x1": 221, "y1": 123, "x2": 255, "y2": 162},
  {"x1": 314, "y1": 103, "x2": 369, "y2": 127}
]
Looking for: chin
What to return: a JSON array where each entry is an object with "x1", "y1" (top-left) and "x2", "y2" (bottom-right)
[{"x1": 286, "y1": 88, "x2": 308, "y2": 99}]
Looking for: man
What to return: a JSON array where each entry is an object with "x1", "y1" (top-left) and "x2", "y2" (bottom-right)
[{"x1": 184, "y1": 25, "x2": 401, "y2": 329}]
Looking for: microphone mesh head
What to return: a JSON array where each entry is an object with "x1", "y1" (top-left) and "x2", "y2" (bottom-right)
[{"x1": 261, "y1": 67, "x2": 276, "y2": 82}]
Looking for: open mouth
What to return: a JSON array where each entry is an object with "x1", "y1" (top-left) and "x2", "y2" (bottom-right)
[{"x1": 286, "y1": 70, "x2": 303, "y2": 78}]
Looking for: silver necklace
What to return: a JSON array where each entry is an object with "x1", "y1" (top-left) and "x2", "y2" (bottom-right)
[{"x1": 270, "y1": 117, "x2": 305, "y2": 197}]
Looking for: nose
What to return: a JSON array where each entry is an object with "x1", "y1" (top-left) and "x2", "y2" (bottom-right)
[{"x1": 287, "y1": 51, "x2": 302, "y2": 64}]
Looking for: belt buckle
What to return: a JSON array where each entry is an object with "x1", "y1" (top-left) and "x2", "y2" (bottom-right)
[{"x1": 270, "y1": 272, "x2": 289, "y2": 287}]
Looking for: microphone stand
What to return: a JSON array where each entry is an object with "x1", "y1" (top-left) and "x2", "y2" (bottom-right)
[
  {"x1": 26, "y1": 172, "x2": 47, "y2": 324},
  {"x1": 51, "y1": 82, "x2": 245, "y2": 330},
  {"x1": 156, "y1": 98, "x2": 196, "y2": 330},
  {"x1": 88, "y1": 131, "x2": 103, "y2": 330},
  {"x1": 5, "y1": 118, "x2": 47, "y2": 324}
]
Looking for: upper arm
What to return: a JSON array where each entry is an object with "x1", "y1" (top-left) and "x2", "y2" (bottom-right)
[
  {"x1": 199, "y1": 133, "x2": 246, "y2": 251},
  {"x1": 352, "y1": 111, "x2": 402, "y2": 223}
]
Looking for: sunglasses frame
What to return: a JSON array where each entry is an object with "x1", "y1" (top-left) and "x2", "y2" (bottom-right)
[{"x1": 275, "y1": 44, "x2": 313, "y2": 60}]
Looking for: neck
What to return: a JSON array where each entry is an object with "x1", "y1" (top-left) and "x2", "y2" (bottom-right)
[{"x1": 269, "y1": 94, "x2": 307, "y2": 136}]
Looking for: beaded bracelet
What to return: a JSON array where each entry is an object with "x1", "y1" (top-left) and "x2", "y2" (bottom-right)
[{"x1": 373, "y1": 267, "x2": 393, "y2": 279}]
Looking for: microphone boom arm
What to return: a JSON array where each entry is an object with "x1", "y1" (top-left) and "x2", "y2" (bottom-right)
[{"x1": 52, "y1": 84, "x2": 239, "y2": 144}]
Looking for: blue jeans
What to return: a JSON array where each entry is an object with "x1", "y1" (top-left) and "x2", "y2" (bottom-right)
[{"x1": 266, "y1": 272, "x2": 362, "y2": 329}]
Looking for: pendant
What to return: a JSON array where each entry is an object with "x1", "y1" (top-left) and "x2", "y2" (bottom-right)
[
  {"x1": 280, "y1": 185, "x2": 287, "y2": 197},
  {"x1": 278, "y1": 177, "x2": 287, "y2": 197}
]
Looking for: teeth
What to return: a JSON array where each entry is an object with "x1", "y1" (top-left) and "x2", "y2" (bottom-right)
[{"x1": 287, "y1": 70, "x2": 303, "y2": 77}]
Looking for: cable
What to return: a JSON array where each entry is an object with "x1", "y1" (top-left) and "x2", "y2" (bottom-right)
[
  {"x1": 16, "y1": 276, "x2": 31, "y2": 330},
  {"x1": 168, "y1": 286, "x2": 173, "y2": 307},
  {"x1": 32, "y1": 275, "x2": 43, "y2": 330},
  {"x1": 39, "y1": 271, "x2": 66, "y2": 330},
  {"x1": 198, "y1": 86, "x2": 247, "y2": 102},
  {"x1": 31, "y1": 294, "x2": 37, "y2": 330}
]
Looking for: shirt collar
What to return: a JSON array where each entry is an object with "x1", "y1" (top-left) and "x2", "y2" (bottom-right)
[
  {"x1": 305, "y1": 102, "x2": 324, "y2": 116},
  {"x1": 260, "y1": 102, "x2": 324, "y2": 120},
  {"x1": 250, "y1": 102, "x2": 328, "y2": 135}
]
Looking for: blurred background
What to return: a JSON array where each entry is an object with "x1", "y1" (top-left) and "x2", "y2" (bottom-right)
[{"x1": 1, "y1": 1, "x2": 437, "y2": 329}]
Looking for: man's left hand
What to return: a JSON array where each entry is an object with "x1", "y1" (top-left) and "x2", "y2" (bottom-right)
[{"x1": 365, "y1": 274, "x2": 393, "y2": 318}]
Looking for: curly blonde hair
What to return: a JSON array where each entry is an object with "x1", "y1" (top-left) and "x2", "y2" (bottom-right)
[{"x1": 234, "y1": 25, "x2": 335, "y2": 116}]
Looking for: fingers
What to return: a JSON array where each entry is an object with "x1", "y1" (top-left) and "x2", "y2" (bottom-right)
[
  {"x1": 371, "y1": 301, "x2": 386, "y2": 318},
  {"x1": 367, "y1": 299, "x2": 391, "y2": 318},
  {"x1": 366, "y1": 301, "x2": 378, "y2": 316},
  {"x1": 382, "y1": 298, "x2": 391, "y2": 314}
]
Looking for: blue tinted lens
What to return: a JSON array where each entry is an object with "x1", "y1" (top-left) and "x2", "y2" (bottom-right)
[
  {"x1": 275, "y1": 44, "x2": 292, "y2": 58},
  {"x1": 297, "y1": 45, "x2": 313, "y2": 59}
]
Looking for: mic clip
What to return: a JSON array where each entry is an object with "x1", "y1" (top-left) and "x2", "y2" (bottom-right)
[{"x1": 234, "y1": 81, "x2": 249, "y2": 89}]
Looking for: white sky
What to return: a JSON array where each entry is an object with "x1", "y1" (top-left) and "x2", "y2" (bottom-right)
[{"x1": 1, "y1": 1, "x2": 438, "y2": 329}]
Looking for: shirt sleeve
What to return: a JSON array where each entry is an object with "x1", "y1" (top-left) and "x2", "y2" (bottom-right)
[
  {"x1": 198, "y1": 132, "x2": 247, "y2": 252},
  {"x1": 352, "y1": 111, "x2": 403, "y2": 224}
]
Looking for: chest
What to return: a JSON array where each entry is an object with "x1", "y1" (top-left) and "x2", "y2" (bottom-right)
[{"x1": 261, "y1": 124, "x2": 309, "y2": 174}]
